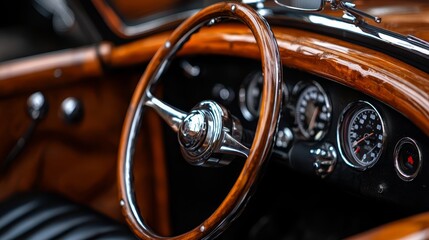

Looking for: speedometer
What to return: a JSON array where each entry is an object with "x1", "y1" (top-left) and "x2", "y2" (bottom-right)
[{"x1": 338, "y1": 101, "x2": 386, "y2": 170}]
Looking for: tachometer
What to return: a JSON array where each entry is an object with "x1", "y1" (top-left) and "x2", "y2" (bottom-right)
[
  {"x1": 338, "y1": 101, "x2": 386, "y2": 170},
  {"x1": 294, "y1": 82, "x2": 331, "y2": 141}
]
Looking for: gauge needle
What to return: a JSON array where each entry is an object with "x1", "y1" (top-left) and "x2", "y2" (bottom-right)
[
  {"x1": 352, "y1": 132, "x2": 374, "y2": 147},
  {"x1": 361, "y1": 144, "x2": 377, "y2": 162},
  {"x1": 308, "y1": 107, "x2": 320, "y2": 131},
  {"x1": 367, "y1": 145, "x2": 377, "y2": 155}
]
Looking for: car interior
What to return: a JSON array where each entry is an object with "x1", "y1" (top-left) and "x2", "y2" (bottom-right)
[{"x1": 0, "y1": 0, "x2": 428, "y2": 239}]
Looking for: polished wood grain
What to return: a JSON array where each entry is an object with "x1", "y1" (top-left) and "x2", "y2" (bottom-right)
[
  {"x1": 348, "y1": 212, "x2": 429, "y2": 239},
  {"x1": 106, "y1": 32, "x2": 170, "y2": 68},
  {"x1": 118, "y1": 2, "x2": 282, "y2": 239},
  {"x1": 0, "y1": 43, "x2": 112, "y2": 97}
]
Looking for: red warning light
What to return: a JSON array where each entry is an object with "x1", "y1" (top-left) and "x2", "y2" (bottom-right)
[
  {"x1": 407, "y1": 156, "x2": 414, "y2": 166},
  {"x1": 395, "y1": 138, "x2": 421, "y2": 180}
]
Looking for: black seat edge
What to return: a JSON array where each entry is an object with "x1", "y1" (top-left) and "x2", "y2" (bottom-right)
[{"x1": 0, "y1": 192, "x2": 137, "y2": 240}]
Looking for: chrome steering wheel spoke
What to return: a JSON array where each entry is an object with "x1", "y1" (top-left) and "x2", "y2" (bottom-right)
[
  {"x1": 218, "y1": 132, "x2": 250, "y2": 158},
  {"x1": 144, "y1": 91, "x2": 187, "y2": 133}
]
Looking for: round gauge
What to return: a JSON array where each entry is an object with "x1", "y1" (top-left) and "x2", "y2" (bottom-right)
[
  {"x1": 338, "y1": 102, "x2": 386, "y2": 170},
  {"x1": 240, "y1": 71, "x2": 288, "y2": 121},
  {"x1": 239, "y1": 71, "x2": 263, "y2": 121},
  {"x1": 295, "y1": 83, "x2": 331, "y2": 140},
  {"x1": 394, "y1": 137, "x2": 422, "y2": 181}
]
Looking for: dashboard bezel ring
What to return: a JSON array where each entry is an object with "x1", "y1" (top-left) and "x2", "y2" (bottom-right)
[
  {"x1": 337, "y1": 101, "x2": 387, "y2": 170},
  {"x1": 394, "y1": 137, "x2": 422, "y2": 182}
]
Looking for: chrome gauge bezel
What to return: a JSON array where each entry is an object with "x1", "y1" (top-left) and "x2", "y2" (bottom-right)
[
  {"x1": 239, "y1": 71, "x2": 288, "y2": 121},
  {"x1": 293, "y1": 81, "x2": 332, "y2": 141},
  {"x1": 337, "y1": 101, "x2": 386, "y2": 170},
  {"x1": 394, "y1": 137, "x2": 422, "y2": 181}
]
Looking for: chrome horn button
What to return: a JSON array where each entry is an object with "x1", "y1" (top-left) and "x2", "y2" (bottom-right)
[
  {"x1": 177, "y1": 100, "x2": 246, "y2": 167},
  {"x1": 178, "y1": 111, "x2": 207, "y2": 150}
]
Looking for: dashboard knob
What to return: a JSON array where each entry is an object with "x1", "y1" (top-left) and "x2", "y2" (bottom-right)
[
  {"x1": 311, "y1": 142, "x2": 337, "y2": 178},
  {"x1": 276, "y1": 127, "x2": 293, "y2": 149},
  {"x1": 27, "y1": 92, "x2": 48, "y2": 121},
  {"x1": 60, "y1": 97, "x2": 83, "y2": 124}
]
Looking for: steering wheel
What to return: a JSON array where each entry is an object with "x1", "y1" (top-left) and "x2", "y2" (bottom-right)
[{"x1": 118, "y1": 2, "x2": 282, "y2": 239}]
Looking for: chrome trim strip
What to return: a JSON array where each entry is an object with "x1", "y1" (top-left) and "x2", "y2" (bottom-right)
[
  {"x1": 307, "y1": 15, "x2": 429, "y2": 56},
  {"x1": 308, "y1": 15, "x2": 429, "y2": 55},
  {"x1": 273, "y1": 0, "x2": 324, "y2": 12},
  {"x1": 259, "y1": 9, "x2": 429, "y2": 59}
]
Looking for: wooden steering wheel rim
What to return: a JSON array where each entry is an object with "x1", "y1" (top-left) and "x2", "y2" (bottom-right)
[{"x1": 118, "y1": 2, "x2": 282, "y2": 239}]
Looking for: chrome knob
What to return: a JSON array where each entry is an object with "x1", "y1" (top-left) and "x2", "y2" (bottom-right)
[
  {"x1": 27, "y1": 92, "x2": 48, "y2": 120},
  {"x1": 276, "y1": 127, "x2": 293, "y2": 149},
  {"x1": 61, "y1": 97, "x2": 83, "y2": 124},
  {"x1": 178, "y1": 111, "x2": 207, "y2": 150},
  {"x1": 311, "y1": 142, "x2": 337, "y2": 178}
]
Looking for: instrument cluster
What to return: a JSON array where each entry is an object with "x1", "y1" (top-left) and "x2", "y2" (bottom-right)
[
  {"x1": 166, "y1": 56, "x2": 429, "y2": 209},
  {"x1": 238, "y1": 68, "x2": 425, "y2": 184}
]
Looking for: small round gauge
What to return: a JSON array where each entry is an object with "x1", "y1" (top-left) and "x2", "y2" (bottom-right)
[
  {"x1": 294, "y1": 83, "x2": 331, "y2": 141},
  {"x1": 394, "y1": 137, "x2": 422, "y2": 181},
  {"x1": 338, "y1": 102, "x2": 386, "y2": 170},
  {"x1": 239, "y1": 71, "x2": 263, "y2": 121},
  {"x1": 239, "y1": 71, "x2": 288, "y2": 121}
]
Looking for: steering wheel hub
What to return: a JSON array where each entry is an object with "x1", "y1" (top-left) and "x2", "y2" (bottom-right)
[
  {"x1": 178, "y1": 101, "x2": 236, "y2": 167},
  {"x1": 178, "y1": 111, "x2": 207, "y2": 150}
]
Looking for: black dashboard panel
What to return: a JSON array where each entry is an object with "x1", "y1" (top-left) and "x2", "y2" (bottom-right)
[{"x1": 162, "y1": 55, "x2": 429, "y2": 211}]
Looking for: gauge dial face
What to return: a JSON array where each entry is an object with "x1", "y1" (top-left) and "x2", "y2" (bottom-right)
[
  {"x1": 295, "y1": 84, "x2": 331, "y2": 140},
  {"x1": 240, "y1": 71, "x2": 288, "y2": 121},
  {"x1": 339, "y1": 102, "x2": 385, "y2": 169}
]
